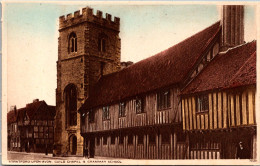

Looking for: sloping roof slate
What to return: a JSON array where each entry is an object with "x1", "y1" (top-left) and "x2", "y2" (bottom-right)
[
  {"x1": 81, "y1": 21, "x2": 221, "y2": 110},
  {"x1": 181, "y1": 41, "x2": 256, "y2": 95}
]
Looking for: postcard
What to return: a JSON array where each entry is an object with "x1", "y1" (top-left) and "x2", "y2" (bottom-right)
[{"x1": 2, "y1": 1, "x2": 259, "y2": 165}]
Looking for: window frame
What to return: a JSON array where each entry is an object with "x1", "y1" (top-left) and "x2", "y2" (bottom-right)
[
  {"x1": 119, "y1": 102, "x2": 126, "y2": 117},
  {"x1": 196, "y1": 94, "x2": 209, "y2": 113},
  {"x1": 102, "y1": 106, "x2": 110, "y2": 120},
  {"x1": 98, "y1": 38, "x2": 106, "y2": 52},
  {"x1": 157, "y1": 89, "x2": 171, "y2": 110},
  {"x1": 135, "y1": 97, "x2": 145, "y2": 114},
  {"x1": 68, "y1": 32, "x2": 77, "y2": 53}
]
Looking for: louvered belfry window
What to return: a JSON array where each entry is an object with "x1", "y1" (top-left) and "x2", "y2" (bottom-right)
[
  {"x1": 69, "y1": 32, "x2": 77, "y2": 53},
  {"x1": 98, "y1": 38, "x2": 106, "y2": 52}
]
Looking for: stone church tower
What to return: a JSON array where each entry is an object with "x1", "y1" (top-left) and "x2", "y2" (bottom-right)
[{"x1": 54, "y1": 7, "x2": 121, "y2": 156}]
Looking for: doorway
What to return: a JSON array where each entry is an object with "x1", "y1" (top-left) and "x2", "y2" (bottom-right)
[
  {"x1": 70, "y1": 135, "x2": 77, "y2": 155},
  {"x1": 89, "y1": 136, "x2": 95, "y2": 158}
]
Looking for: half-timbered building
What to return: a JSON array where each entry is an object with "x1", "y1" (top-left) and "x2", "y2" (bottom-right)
[
  {"x1": 78, "y1": 20, "x2": 222, "y2": 160},
  {"x1": 56, "y1": 5, "x2": 256, "y2": 159},
  {"x1": 181, "y1": 6, "x2": 256, "y2": 159},
  {"x1": 181, "y1": 41, "x2": 256, "y2": 159},
  {"x1": 7, "y1": 99, "x2": 56, "y2": 153}
]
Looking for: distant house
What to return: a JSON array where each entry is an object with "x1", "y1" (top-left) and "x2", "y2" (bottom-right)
[
  {"x1": 7, "y1": 106, "x2": 19, "y2": 151},
  {"x1": 7, "y1": 99, "x2": 56, "y2": 153}
]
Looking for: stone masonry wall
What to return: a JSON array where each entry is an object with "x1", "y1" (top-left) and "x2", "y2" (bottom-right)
[{"x1": 54, "y1": 6, "x2": 121, "y2": 156}]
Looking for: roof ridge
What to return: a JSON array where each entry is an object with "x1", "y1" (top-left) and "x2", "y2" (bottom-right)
[
  {"x1": 219, "y1": 40, "x2": 256, "y2": 55},
  {"x1": 181, "y1": 40, "x2": 256, "y2": 95},
  {"x1": 127, "y1": 21, "x2": 221, "y2": 68},
  {"x1": 100, "y1": 21, "x2": 221, "y2": 81}
]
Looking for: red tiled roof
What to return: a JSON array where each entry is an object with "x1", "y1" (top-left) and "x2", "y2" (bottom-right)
[
  {"x1": 225, "y1": 51, "x2": 256, "y2": 89},
  {"x1": 181, "y1": 41, "x2": 256, "y2": 95},
  {"x1": 81, "y1": 21, "x2": 221, "y2": 110},
  {"x1": 7, "y1": 100, "x2": 56, "y2": 123}
]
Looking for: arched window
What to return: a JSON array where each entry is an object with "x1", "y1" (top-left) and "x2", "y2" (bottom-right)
[
  {"x1": 98, "y1": 38, "x2": 106, "y2": 52},
  {"x1": 69, "y1": 33, "x2": 77, "y2": 53},
  {"x1": 64, "y1": 84, "x2": 77, "y2": 126},
  {"x1": 98, "y1": 33, "x2": 108, "y2": 52}
]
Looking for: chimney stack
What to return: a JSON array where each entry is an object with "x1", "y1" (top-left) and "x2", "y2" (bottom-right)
[
  {"x1": 10, "y1": 105, "x2": 17, "y2": 114},
  {"x1": 221, "y1": 5, "x2": 244, "y2": 51},
  {"x1": 33, "y1": 99, "x2": 39, "y2": 103}
]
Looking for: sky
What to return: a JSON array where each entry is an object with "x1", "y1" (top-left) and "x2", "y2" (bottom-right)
[{"x1": 3, "y1": 2, "x2": 257, "y2": 110}]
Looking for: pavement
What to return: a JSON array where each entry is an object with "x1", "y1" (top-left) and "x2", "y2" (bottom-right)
[{"x1": 8, "y1": 151, "x2": 59, "y2": 160}]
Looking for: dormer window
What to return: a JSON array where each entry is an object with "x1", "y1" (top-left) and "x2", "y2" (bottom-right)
[
  {"x1": 69, "y1": 32, "x2": 77, "y2": 53},
  {"x1": 197, "y1": 63, "x2": 204, "y2": 73},
  {"x1": 98, "y1": 38, "x2": 106, "y2": 52},
  {"x1": 212, "y1": 42, "x2": 219, "y2": 58},
  {"x1": 207, "y1": 51, "x2": 211, "y2": 62}
]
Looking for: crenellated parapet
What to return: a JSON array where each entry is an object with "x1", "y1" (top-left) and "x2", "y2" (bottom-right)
[{"x1": 59, "y1": 7, "x2": 120, "y2": 31}]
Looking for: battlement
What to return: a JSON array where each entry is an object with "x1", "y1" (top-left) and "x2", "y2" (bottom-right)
[{"x1": 59, "y1": 7, "x2": 120, "y2": 31}]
